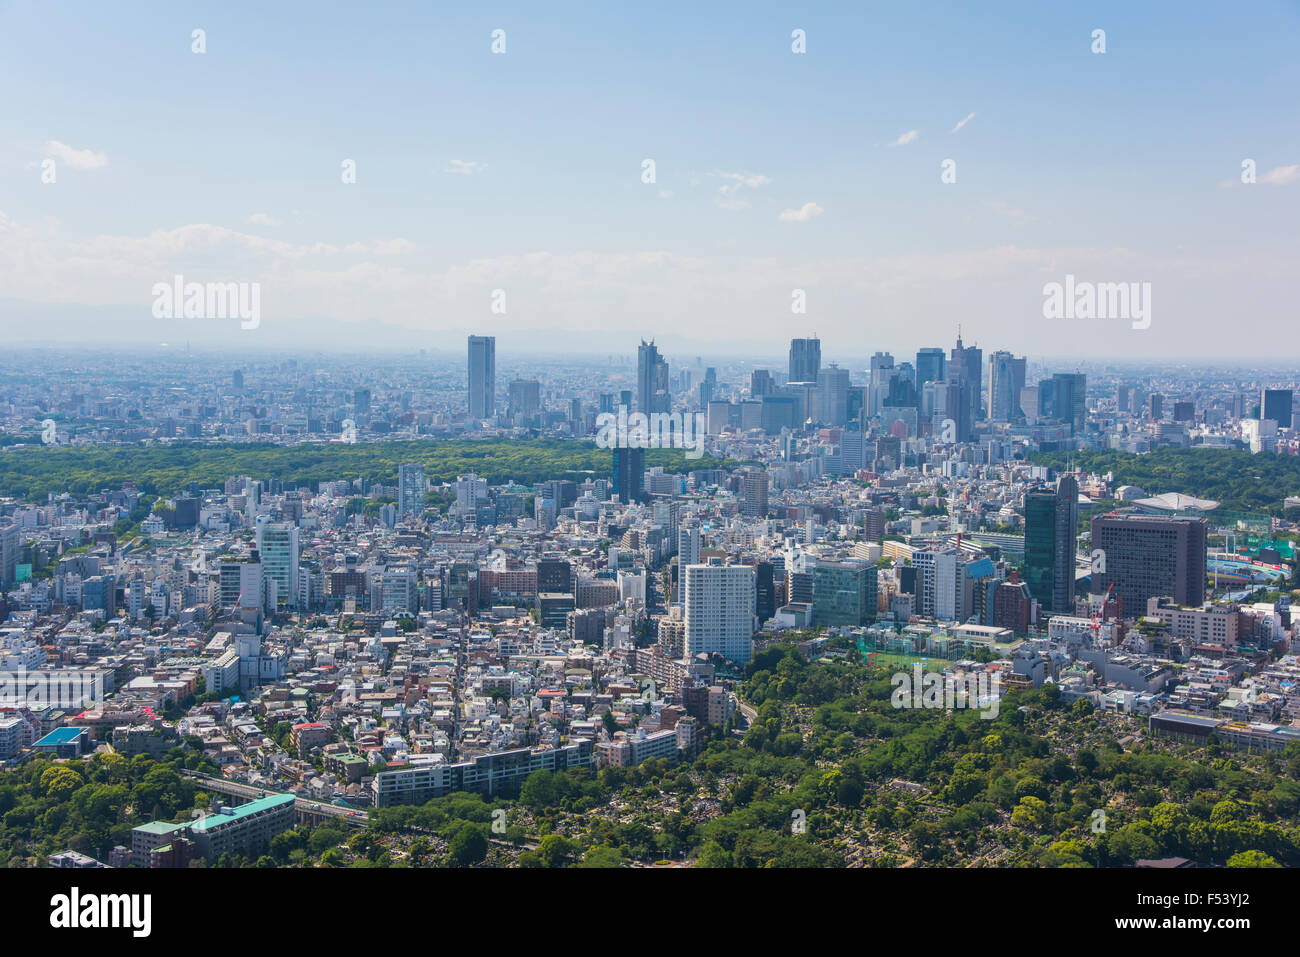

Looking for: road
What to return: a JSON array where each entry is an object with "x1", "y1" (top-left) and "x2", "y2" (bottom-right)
[{"x1": 180, "y1": 769, "x2": 369, "y2": 828}]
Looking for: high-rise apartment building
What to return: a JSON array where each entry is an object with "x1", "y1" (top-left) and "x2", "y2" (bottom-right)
[
  {"x1": 684, "y1": 561, "x2": 756, "y2": 663},
  {"x1": 741, "y1": 469, "x2": 769, "y2": 517}
]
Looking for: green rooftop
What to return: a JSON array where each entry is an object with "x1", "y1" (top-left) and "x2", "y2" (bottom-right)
[
  {"x1": 190, "y1": 793, "x2": 295, "y2": 831},
  {"x1": 133, "y1": 820, "x2": 184, "y2": 835}
]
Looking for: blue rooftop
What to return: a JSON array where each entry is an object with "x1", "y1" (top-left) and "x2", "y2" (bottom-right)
[{"x1": 35, "y1": 728, "x2": 87, "y2": 746}]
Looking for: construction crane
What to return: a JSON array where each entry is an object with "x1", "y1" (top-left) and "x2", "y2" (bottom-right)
[{"x1": 1090, "y1": 583, "x2": 1115, "y2": 643}]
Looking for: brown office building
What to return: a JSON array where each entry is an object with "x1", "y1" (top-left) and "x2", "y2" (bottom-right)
[{"x1": 1089, "y1": 513, "x2": 1207, "y2": 615}]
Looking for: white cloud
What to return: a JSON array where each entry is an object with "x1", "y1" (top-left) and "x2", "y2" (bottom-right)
[
  {"x1": 1260, "y1": 164, "x2": 1300, "y2": 186},
  {"x1": 715, "y1": 171, "x2": 772, "y2": 193},
  {"x1": 950, "y1": 112, "x2": 976, "y2": 133},
  {"x1": 247, "y1": 213, "x2": 281, "y2": 227},
  {"x1": 778, "y1": 202, "x2": 823, "y2": 223},
  {"x1": 889, "y1": 129, "x2": 920, "y2": 147},
  {"x1": 443, "y1": 159, "x2": 484, "y2": 175},
  {"x1": 44, "y1": 140, "x2": 108, "y2": 170}
]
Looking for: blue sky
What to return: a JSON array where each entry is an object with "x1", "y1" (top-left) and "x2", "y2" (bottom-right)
[{"x1": 1, "y1": 0, "x2": 1297, "y2": 358}]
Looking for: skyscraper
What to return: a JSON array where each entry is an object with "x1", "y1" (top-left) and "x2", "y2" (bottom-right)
[
  {"x1": 1262, "y1": 388, "x2": 1294, "y2": 429},
  {"x1": 612, "y1": 446, "x2": 645, "y2": 504},
  {"x1": 0, "y1": 522, "x2": 19, "y2": 588},
  {"x1": 950, "y1": 333, "x2": 982, "y2": 424},
  {"x1": 1090, "y1": 513, "x2": 1208, "y2": 614},
  {"x1": 684, "y1": 561, "x2": 756, "y2": 663},
  {"x1": 254, "y1": 520, "x2": 299, "y2": 611},
  {"x1": 637, "y1": 340, "x2": 670, "y2": 414},
  {"x1": 868, "y1": 352, "x2": 895, "y2": 417},
  {"x1": 1024, "y1": 475, "x2": 1079, "y2": 615},
  {"x1": 988, "y1": 351, "x2": 1027, "y2": 423},
  {"x1": 788, "y1": 338, "x2": 821, "y2": 384},
  {"x1": 507, "y1": 379, "x2": 541, "y2": 420},
  {"x1": 816, "y1": 365, "x2": 851, "y2": 426},
  {"x1": 397, "y1": 464, "x2": 426, "y2": 518},
  {"x1": 915, "y1": 347, "x2": 946, "y2": 388},
  {"x1": 467, "y1": 335, "x2": 496, "y2": 420}
]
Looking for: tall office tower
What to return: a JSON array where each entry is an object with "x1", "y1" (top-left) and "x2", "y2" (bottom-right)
[
  {"x1": 0, "y1": 521, "x2": 19, "y2": 588},
  {"x1": 1090, "y1": 513, "x2": 1208, "y2": 614},
  {"x1": 255, "y1": 520, "x2": 300, "y2": 610},
  {"x1": 988, "y1": 351, "x2": 1027, "y2": 423},
  {"x1": 868, "y1": 352, "x2": 895, "y2": 417},
  {"x1": 951, "y1": 333, "x2": 983, "y2": 423},
  {"x1": 754, "y1": 561, "x2": 776, "y2": 622},
  {"x1": 636, "y1": 340, "x2": 671, "y2": 414},
  {"x1": 397, "y1": 463, "x2": 426, "y2": 518},
  {"x1": 1262, "y1": 388, "x2": 1294, "y2": 429},
  {"x1": 353, "y1": 388, "x2": 372, "y2": 417},
  {"x1": 684, "y1": 561, "x2": 756, "y2": 663},
  {"x1": 751, "y1": 369, "x2": 775, "y2": 397},
  {"x1": 812, "y1": 560, "x2": 878, "y2": 627},
  {"x1": 1019, "y1": 385, "x2": 1040, "y2": 422},
  {"x1": 788, "y1": 337, "x2": 821, "y2": 384},
  {"x1": 232, "y1": 369, "x2": 244, "y2": 391},
  {"x1": 677, "y1": 524, "x2": 701, "y2": 568},
  {"x1": 817, "y1": 365, "x2": 851, "y2": 426},
  {"x1": 1054, "y1": 372, "x2": 1086, "y2": 433},
  {"x1": 1172, "y1": 401, "x2": 1196, "y2": 423},
  {"x1": 467, "y1": 335, "x2": 496, "y2": 419},
  {"x1": 1149, "y1": 392, "x2": 1164, "y2": 420},
  {"x1": 741, "y1": 468, "x2": 769, "y2": 517},
  {"x1": 1116, "y1": 384, "x2": 1131, "y2": 413},
  {"x1": 939, "y1": 370, "x2": 971, "y2": 443},
  {"x1": 612, "y1": 446, "x2": 645, "y2": 504},
  {"x1": 915, "y1": 347, "x2": 946, "y2": 388},
  {"x1": 698, "y1": 367, "x2": 717, "y2": 409},
  {"x1": 507, "y1": 379, "x2": 541, "y2": 419},
  {"x1": 1024, "y1": 474, "x2": 1079, "y2": 615}
]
